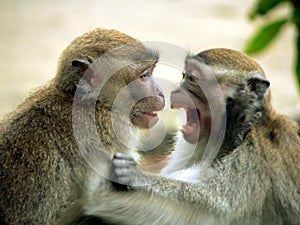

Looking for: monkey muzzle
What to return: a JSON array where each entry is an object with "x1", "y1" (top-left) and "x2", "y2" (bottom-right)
[{"x1": 131, "y1": 96, "x2": 165, "y2": 129}]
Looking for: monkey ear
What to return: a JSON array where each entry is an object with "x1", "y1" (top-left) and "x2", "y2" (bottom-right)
[
  {"x1": 71, "y1": 58, "x2": 102, "y2": 93},
  {"x1": 72, "y1": 59, "x2": 91, "y2": 70},
  {"x1": 247, "y1": 74, "x2": 270, "y2": 98},
  {"x1": 72, "y1": 58, "x2": 95, "y2": 84}
]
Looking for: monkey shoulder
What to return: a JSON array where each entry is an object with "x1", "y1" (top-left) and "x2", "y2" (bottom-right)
[{"x1": 267, "y1": 115, "x2": 300, "y2": 147}]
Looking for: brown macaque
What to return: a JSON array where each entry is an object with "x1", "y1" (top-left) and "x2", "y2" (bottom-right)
[
  {"x1": 83, "y1": 48, "x2": 300, "y2": 225},
  {"x1": 0, "y1": 28, "x2": 165, "y2": 225}
]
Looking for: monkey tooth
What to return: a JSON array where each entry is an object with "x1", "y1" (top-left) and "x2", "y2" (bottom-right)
[{"x1": 175, "y1": 107, "x2": 201, "y2": 143}]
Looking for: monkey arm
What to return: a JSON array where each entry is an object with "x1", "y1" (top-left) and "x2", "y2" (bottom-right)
[
  {"x1": 85, "y1": 155, "x2": 266, "y2": 225},
  {"x1": 85, "y1": 189, "x2": 219, "y2": 225},
  {"x1": 112, "y1": 151, "x2": 268, "y2": 217}
]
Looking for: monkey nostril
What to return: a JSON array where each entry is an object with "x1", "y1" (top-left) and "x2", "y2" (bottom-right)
[
  {"x1": 155, "y1": 86, "x2": 163, "y2": 94},
  {"x1": 156, "y1": 94, "x2": 165, "y2": 108},
  {"x1": 159, "y1": 94, "x2": 165, "y2": 104}
]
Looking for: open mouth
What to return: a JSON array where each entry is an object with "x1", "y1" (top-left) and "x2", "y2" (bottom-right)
[
  {"x1": 131, "y1": 95, "x2": 165, "y2": 129},
  {"x1": 135, "y1": 110, "x2": 159, "y2": 120},
  {"x1": 132, "y1": 109, "x2": 160, "y2": 128},
  {"x1": 171, "y1": 103, "x2": 201, "y2": 143}
]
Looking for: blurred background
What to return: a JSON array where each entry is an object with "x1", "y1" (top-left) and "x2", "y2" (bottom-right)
[{"x1": 0, "y1": 0, "x2": 299, "y2": 124}]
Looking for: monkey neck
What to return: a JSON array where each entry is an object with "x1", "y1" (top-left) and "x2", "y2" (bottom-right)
[
  {"x1": 64, "y1": 96, "x2": 139, "y2": 162},
  {"x1": 261, "y1": 92, "x2": 277, "y2": 124},
  {"x1": 189, "y1": 137, "x2": 210, "y2": 168},
  {"x1": 161, "y1": 135, "x2": 209, "y2": 176},
  {"x1": 95, "y1": 103, "x2": 138, "y2": 156}
]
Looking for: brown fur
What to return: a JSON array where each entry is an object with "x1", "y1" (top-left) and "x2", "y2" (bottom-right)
[
  {"x1": 85, "y1": 48, "x2": 300, "y2": 225},
  {"x1": 0, "y1": 28, "x2": 164, "y2": 225}
]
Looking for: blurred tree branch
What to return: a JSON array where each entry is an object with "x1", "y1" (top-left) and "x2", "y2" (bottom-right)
[{"x1": 245, "y1": 0, "x2": 300, "y2": 92}]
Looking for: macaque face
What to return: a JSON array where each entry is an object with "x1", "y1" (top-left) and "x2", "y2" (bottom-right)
[
  {"x1": 170, "y1": 57, "x2": 220, "y2": 143},
  {"x1": 171, "y1": 49, "x2": 269, "y2": 145},
  {"x1": 170, "y1": 71, "x2": 209, "y2": 143},
  {"x1": 86, "y1": 46, "x2": 165, "y2": 130},
  {"x1": 129, "y1": 61, "x2": 165, "y2": 129}
]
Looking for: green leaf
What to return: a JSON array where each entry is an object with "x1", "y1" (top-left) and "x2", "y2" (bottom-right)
[
  {"x1": 244, "y1": 18, "x2": 288, "y2": 55},
  {"x1": 250, "y1": 0, "x2": 286, "y2": 19},
  {"x1": 295, "y1": 27, "x2": 300, "y2": 91},
  {"x1": 296, "y1": 56, "x2": 300, "y2": 92}
]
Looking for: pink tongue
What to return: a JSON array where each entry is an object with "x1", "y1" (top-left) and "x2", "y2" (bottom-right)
[
  {"x1": 181, "y1": 122, "x2": 200, "y2": 143},
  {"x1": 143, "y1": 114, "x2": 159, "y2": 128}
]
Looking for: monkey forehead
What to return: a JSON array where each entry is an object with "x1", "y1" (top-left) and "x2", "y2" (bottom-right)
[
  {"x1": 189, "y1": 48, "x2": 265, "y2": 76},
  {"x1": 108, "y1": 47, "x2": 159, "y2": 63},
  {"x1": 59, "y1": 28, "x2": 158, "y2": 66},
  {"x1": 185, "y1": 56, "x2": 266, "y2": 87},
  {"x1": 69, "y1": 28, "x2": 139, "y2": 54}
]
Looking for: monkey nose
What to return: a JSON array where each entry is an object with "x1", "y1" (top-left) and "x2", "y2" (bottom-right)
[
  {"x1": 171, "y1": 86, "x2": 182, "y2": 95},
  {"x1": 155, "y1": 87, "x2": 165, "y2": 106},
  {"x1": 159, "y1": 94, "x2": 165, "y2": 108},
  {"x1": 155, "y1": 86, "x2": 164, "y2": 95},
  {"x1": 158, "y1": 91, "x2": 164, "y2": 99},
  {"x1": 155, "y1": 93, "x2": 165, "y2": 110}
]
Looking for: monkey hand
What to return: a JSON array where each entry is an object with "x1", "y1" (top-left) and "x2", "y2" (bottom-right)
[{"x1": 110, "y1": 153, "x2": 152, "y2": 191}]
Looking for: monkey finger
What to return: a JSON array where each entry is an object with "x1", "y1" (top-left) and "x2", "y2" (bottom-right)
[
  {"x1": 114, "y1": 152, "x2": 135, "y2": 161},
  {"x1": 114, "y1": 167, "x2": 136, "y2": 177},
  {"x1": 112, "y1": 158, "x2": 137, "y2": 167},
  {"x1": 115, "y1": 177, "x2": 133, "y2": 186}
]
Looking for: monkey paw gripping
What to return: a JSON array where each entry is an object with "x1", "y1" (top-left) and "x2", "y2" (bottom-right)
[{"x1": 111, "y1": 153, "x2": 150, "y2": 190}]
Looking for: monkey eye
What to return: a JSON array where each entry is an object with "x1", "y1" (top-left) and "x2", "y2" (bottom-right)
[
  {"x1": 188, "y1": 76, "x2": 196, "y2": 82},
  {"x1": 183, "y1": 72, "x2": 197, "y2": 83},
  {"x1": 186, "y1": 74, "x2": 197, "y2": 83},
  {"x1": 140, "y1": 67, "x2": 152, "y2": 81}
]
